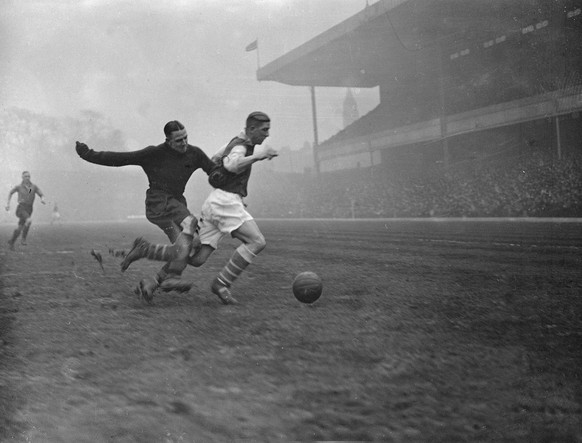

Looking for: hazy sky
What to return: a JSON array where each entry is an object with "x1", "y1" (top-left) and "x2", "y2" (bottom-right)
[{"x1": 1, "y1": 0, "x2": 379, "y2": 154}]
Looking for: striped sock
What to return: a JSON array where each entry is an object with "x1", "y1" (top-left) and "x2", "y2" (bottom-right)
[
  {"x1": 216, "y1": 244, "x2": 256, "y2": 288},
  {"x1": 144, "y1": 232, "x2": 192, "y2": 263},
  {"x1": 145, "y1": 243, "x2": 171, "y2": 261}
]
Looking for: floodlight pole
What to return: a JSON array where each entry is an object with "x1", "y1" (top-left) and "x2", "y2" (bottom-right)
[
  {"x1": 310, "y1": 86, "x2": 320, "y2": 174},
  {"x1": 438, "y1": 42, "x2": 450, "y2": 168},
  {"x1": 555, "y1": 113, "x2": 562, "y2": 160}
]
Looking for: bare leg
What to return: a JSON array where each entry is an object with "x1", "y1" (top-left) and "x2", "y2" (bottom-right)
[
  {"x1": 8, "y1": 226, "x2": 22, "y2": 250},
  {"x1": 21, "y1": 220, "x2": 32, "y2": 244}
]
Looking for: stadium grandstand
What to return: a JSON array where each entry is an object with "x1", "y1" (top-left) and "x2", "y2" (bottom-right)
[{"x1": 257, "y1": 0, "x2": 582, "y2": 179}]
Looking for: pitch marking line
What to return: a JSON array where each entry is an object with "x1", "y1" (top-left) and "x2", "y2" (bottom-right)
[
  {"x1": 419, "y1": 238, "x2": 582, "y2": 250},
  {"x1": 0, "y1": 271, "x2": 72, "y2": 278}
]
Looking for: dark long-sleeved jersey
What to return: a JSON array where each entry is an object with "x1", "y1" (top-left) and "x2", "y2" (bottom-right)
[{"x1": 77, "y1": 143, "x2": 215, "y2": 197}]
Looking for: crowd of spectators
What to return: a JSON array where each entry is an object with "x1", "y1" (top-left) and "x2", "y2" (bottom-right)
[{"x1": 247, "y1": 148, "x2": 582, "y2": 218}]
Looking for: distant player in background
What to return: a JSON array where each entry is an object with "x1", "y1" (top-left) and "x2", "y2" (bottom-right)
[
  {"x1": 6, "y1": 171, "x2": 46, "y2": 250},
  {"x1": 122, "y1": 111, "x2": 278, "y2": 304},
  {"x1": 75, "y1": 120, "x2": 215, "y2": 293},
  {"x1": 51, "y1": 202, "x2": 61, "y2": 225}
]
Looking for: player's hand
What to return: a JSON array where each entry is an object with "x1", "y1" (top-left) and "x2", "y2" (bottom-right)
[
  {"x1": 261, "y1": 146, "x2": 279, "y2": 160},
  {"x1": 75, "y1": 141, "x2": 90, "y2": 157},
  {"x1": 5, "y1": 205, "x2": 9, "y2": 212}
]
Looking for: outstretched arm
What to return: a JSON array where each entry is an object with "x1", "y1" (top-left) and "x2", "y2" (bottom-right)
[
  {"x1": 75, "y1": 141, "x2": 149, "y2": 167},
  {"x1": 223, "y1": 145, "x2": 278, "y2": 174}
]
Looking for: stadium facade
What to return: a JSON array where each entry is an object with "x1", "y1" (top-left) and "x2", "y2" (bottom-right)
[{"x1": 258, "y1": 0, "x2": 582, "y2": 176}]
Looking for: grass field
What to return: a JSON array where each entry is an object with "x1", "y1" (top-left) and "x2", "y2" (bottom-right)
[{"x1": 0, "y1": 219, "x2": 581, "y2": 442}]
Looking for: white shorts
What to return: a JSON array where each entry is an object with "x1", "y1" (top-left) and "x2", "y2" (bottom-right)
[{"x1": 199, "y1": 189, "x2": 253, "y2": 249}]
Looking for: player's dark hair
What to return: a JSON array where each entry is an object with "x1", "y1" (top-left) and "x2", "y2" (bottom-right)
[
  {"x1": 164, "y1": 120, "x2": 185, "y2": 138},
  {"x1": 246, "y1": 112, "x2": 270, "y2": 129}
]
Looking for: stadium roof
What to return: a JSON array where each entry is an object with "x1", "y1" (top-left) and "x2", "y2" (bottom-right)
[{"x1": 257, "y1": 0, "x2": 553, "y2": 88}]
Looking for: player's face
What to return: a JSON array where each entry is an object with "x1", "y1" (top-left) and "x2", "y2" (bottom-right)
[
  {"x1": 249, "y1": 122, "x2": 270, "y2": 146},
  {"x1": 167, "y1": 129, "x2": 188, "y2": 153},
  {"x1": 22, "y1": 172, "x2": 31, "y2": 183}
]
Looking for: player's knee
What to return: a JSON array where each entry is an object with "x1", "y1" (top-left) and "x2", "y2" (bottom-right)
[
  {"x1": 24, "y1": 219, "x2": 32, "y2": 227},
  {"x1": 188, "y1": 245, "x2": 213, "y2": 267},
  {"x1": 249, "y1": 234, "x2": 266, "y2": 254},
  {"x1": 188, "y1": 256, "x2": 203, "y2": 267},
  {"x1": 188, "y1": 254, "x2": 209, "y2": 267}
]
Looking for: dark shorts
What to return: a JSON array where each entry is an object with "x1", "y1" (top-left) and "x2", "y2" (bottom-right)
[
  {"x1": 16, "y1": 204, "x2": 33, "y2": 225},
  {"x1": 145, "y1": 189, "x2": 192, "y2": 242}
]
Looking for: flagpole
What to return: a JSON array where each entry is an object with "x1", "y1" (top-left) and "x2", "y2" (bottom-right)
[{"x1": 245, "y1": 39, "x2": 260, "y2": 69}]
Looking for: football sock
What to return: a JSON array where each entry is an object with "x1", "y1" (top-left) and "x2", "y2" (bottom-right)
[
  {"x1": 143, "y1": 233, "x2": 192, "y2": 263},
  {"x1": 216, "y1": 244, "x2": 256, "y2": 288},
  {"x1": 143, "y1": 243, "x2": 172, "y2": 261}
]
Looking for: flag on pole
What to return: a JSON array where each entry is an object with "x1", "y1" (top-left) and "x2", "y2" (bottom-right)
[{"x1": 245, "y1": 39, "x2": 258, "y2": 52}]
